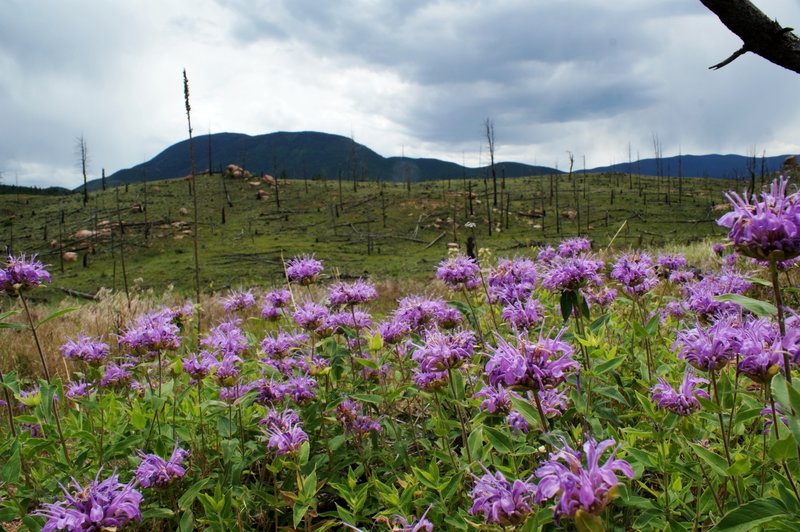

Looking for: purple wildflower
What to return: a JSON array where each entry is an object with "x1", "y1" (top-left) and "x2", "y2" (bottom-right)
[
  {"x1": 535, "y1": 438, "x2": 634, "y2": 520},
  {"x1": 542, "y1": 256, "x2": 604, "y2": 293},
  {"x1": 435, "y1": 255, "x2": 481, "y2": 291},
  {"x1": 683, "y1": 269, "x2": 752, "y2": 320},
  {"x1": 375, "y1": 318, "x2": 410, "y2": 344},
  {"x1": 0, "y1": 254, "x2": 51, "y2": 293},
  {"x1": 474, "y1": 384, "x2": 512, "y2": 415},
  {"x1": 260, "y1": 331, "x2": 308, "y2": 360},
  {"x1": 674, "y1": 317, "x2": 740, "y2": 372},
  {"x1": 737, "y1": 318, "x2": 785, "y2": 384},
  {"x1": 222, "y1": 289, "x2": 257, "y2": 312},
  {"x1": 412, "y1": 329, "x2": 475, "y2": 372},
  {"x1": 650, "y1": 371, "x2": 710, "y2": 415},
  {"x1": 656, "y1": 253, "x2": 688, "y2": 276},
  {"x1": 286, "y1": 254, "x2": 324, "y2": 285},
  {"x1": 335, "y1": 398, "x2": 381, "y2": 439},
  {"x1": 611, "y1": 251, "x2": 659, "y2": 297},
  {"x1": 394, "y1": 295, "x2": 462, "y2": 332},
  {"x1": 392, "y1": 506, "x2": 434, "y2": 532},
  {"x1": 264, "y1": 288, "x2": 292, "y2": 308},
  {"x1": 283, "y1": 375, "x2": 318, "y2": 405},
  {"x1": 135, "y1": 442, "x2": 189, "y2": 488},
  {"x1": 100, "y1": 361, "x2": 134, "y2": 388},
  {"x1": 253, "y1": 378, "x2": 288, "y2": 405},
  {"x1": 506, "y1": 410, "x2": 529, "y2": 434},
  {"x1": 717, "y1": 176, "x2": 800, "y2": 261},
  {"x1": 412, "y1": 368, "x2": 449, "y2": 391},
  {"x1": 327, "y1": 279, "x2": 378, "y2": 308},
  {"x1": 261, "y1": 408, "x2": 308, "y2": 456},
  {"x1": 201, "y1": 319, "x2": 249, "y2": 357},
  {"x1": 487, "y1": 257, "x2": 539, "y2": 303},
  {"x1": 536, "y1": 245, "x2": 556, "y2": 264},
  {"x1": 213, "y1": 353, "x2": 242, "y2": 386},
  {"x1": 712, "y1": 242, "x2": 726, "y2": 256},
  {"x1": 293, "y1": 301, "x2": 329, "y2": 331},
  {"x1": 65, "y1": 380, "x2": 94, "y2": 400},
  {"x1": 485, "y1": 331, "x2": 579, "y2": 391},
  {"x1": 557, "y1": 237, "x2": 592, "y2": 258},
  {"x1": 118, "y1": 310, "x2": 181, "y2": 355},
  {"x1": 501, "y1": 297, "x2": 545, "y2": 330},
  {"x1": 218, "y1": 382, "x2": 255, "y2": 403},
  {"x1": 585, "y1": 287, "x2": 618, "y2": 310},
  {"x1": 181, "y1": 351, "x2": 216, "y2": 383},
  {"x1": 469, "y1": 469, "x2": 536, "y2": 526},
  {"x1": 60, "y1": 335, "x2": 110, "y2": 366},
  {"x1": 33, "y1": 470, "x2": 142, "y2": 531}
]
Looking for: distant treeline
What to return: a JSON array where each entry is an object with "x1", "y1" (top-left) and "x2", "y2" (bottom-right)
[{"x1": 0, "y1": 184, "x2": 72, "y2": 196}]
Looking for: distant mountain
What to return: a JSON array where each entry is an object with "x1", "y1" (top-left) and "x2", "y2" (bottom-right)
[
  {"x1": 92, "y1": 131, "x2": 793, "y2": 191},
  {"x1": 93, "y1": 131, "x2": 556, "y2": 190},
  {"x1": 586, "y1": 153, "x2": 788, "y2": 180}
]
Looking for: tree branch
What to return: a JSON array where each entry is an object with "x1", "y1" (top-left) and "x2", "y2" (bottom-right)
[{"x1": 700, "y1": 0, "x2": 800, "y2": 73}]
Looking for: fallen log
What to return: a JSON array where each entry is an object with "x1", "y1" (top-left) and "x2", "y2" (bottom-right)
[{"x1": 56, "y1": 287, "x2": 98, "y2": 301}]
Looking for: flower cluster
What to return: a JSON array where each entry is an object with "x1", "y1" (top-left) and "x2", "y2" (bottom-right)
[
  {"x1": 435, "y1": 255, "x2": 481, "y2": 291},
  {"x1": 718, "y1": 176, "x2": 800, "y2": 261},
  {"x1": 60, "y1": 335, "x2": 110, "y2": 365},
  {"x1": 34, "y1": 471, "x2": 142, "y2": 531},
  {"x1": 286, "y1": 254, "x2": 324, "y2": 285},
  {"x1": 260, "y1": 408, "x2": 308, "y2": 456},
  {"x1": 469, "y1": 469, "x2": 536, "y2": 526},
  {"x1": 650, "y1": 371, "x2": 710, "y2": 415},
  {"x1": 222, "y1": 289, "x2": 257, "y2": 312},
  {"x1": 611, "y1": 251, "x2": 659, "y2": 297},
  {"x1": 118, "y1": 309, "x2": 181, "y2": 355},
  {"x1": 0, "y1": 254, "x2": 51, "y2": 293},
  {"x1": 335, "y1": 398, "x2": 381, "y2": 439},
  {"x1": 135, "y1": 442, "x2": 189, "y2": 488},
  {"x1": 485, "y1": 331, "x2": 578, "y2": 391},
  {"x1": 412, "y1": 329, "x2": 475, "y2": 372},
  {"x1": 535, "y1": 439, "x2": 634, "y2": 520},
  {"x1": 327, "y1": 279, "x2": 377, "y2": 308}
]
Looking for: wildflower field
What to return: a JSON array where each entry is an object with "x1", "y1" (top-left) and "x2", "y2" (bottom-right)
[{"x1": 1, "y1": 176, "x2": 800, "y2": 531}]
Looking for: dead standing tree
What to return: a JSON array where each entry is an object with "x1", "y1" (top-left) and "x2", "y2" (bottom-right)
[
  {"x1": 485, "y1": 118, "x2": 498, "y2": 206},
  {"x1": 77, "y1": 135, "x2": 89, "y2": 206},
  {"x1": 700, "y1": 0, "x2": 800, "y2": 73}
]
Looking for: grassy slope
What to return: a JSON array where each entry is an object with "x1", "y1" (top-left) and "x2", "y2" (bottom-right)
[{"x1": 0, "y1": 171, "x2": 744, "y2": 301}]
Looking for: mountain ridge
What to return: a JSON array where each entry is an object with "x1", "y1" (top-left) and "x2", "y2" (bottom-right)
[{"x1": 90, "y1": 131, "x2": 791, "y2": 190}]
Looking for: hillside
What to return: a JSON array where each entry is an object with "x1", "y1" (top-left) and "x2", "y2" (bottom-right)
[
  {"x1": 6, "y1": 169, "x2": 746, "y2": 299},
  {"x1": 95, "y1": 131, "x2": 556, "y2": 189},
  {"x1": 93, "y1": 131, "x2": 794, "y2": 192}
]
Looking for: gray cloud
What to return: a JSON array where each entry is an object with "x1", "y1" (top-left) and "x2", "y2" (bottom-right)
[{"x1": 3, "y1": 0, "x2": 800, "y2": 187}]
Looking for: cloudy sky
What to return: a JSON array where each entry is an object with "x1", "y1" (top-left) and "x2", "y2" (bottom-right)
[{"x1": 3, "y1": 0, "x2": 800, "y2": 188}]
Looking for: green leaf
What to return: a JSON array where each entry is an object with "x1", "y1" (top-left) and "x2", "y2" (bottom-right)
[
  {"x1": 468, "y1": 426, "x2": 484, "y2": 461},
  {"x1": 293, "y1": 504, "x2": 310, "y2": 529},
  {"x1": 36, "y1": 306, "x2": 79, "y2": 327},
  {"x1": 141, "y1": 507, "x2": 175, "y2": 520},
  {"x1": 575, "y1": 510, "x2": 605, "y2": 532},
  {"x1": 595, "y1": 356, "x2": 625, "y2": 375},
  {"x1": 509, "y1": 394, "x2": 542, "y2": 429},
  {"x1": 713, "y1": 294, "x2": 776, "y2": 317},
  {"x1": 560, "y1": 291, "x2": 575, "y2": 322},
  {"x1": 179, "y1": 509, "x2": 194, "y2": 532},
  {"x1": 769, "y1": 435, "x2": 796, "y2": 461},
  {"x1": 710, "y1": 497, "x2": 787, "y2": 531},
  {"x1": 483, "y1": 425, "x2": 512, "y2": 454},
  {"x1": 688, "y1": 443, "x2": 728, "y2": 477},
  {"x1": 302, "y1": 469, "x2": 317, "y2": 501},
  {"x1": 1, "y1": 439, "x2": 21, "y2": 484},
  {"x1": 178, "y1": 477, "x2": 212, "y2": 510},
  {"x1": 0, "y1": 321, "x2": 26, "y2": 330}
]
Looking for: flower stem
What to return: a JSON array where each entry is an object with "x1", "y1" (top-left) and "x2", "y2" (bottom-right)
[
  {"x1": 447, "y1": 368, "x2": 472, "y2": 464},
  {"x1": 710, "y1": 370, "x2": 742, "y2": 505},
  {"x1": 769, "y1": 259, "x2": 792, "y2": 383},
  {"x1": 19, "y1": 291, "x2": 71, "y2": 464}
]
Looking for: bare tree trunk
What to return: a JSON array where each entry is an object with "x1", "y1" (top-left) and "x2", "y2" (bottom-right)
[
  {"x1": 485, "y1": 118, "x2": 498, "y2": 206},
  {"x1": 700, "y1": 0, "x2": 800, "y2": 73}
]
